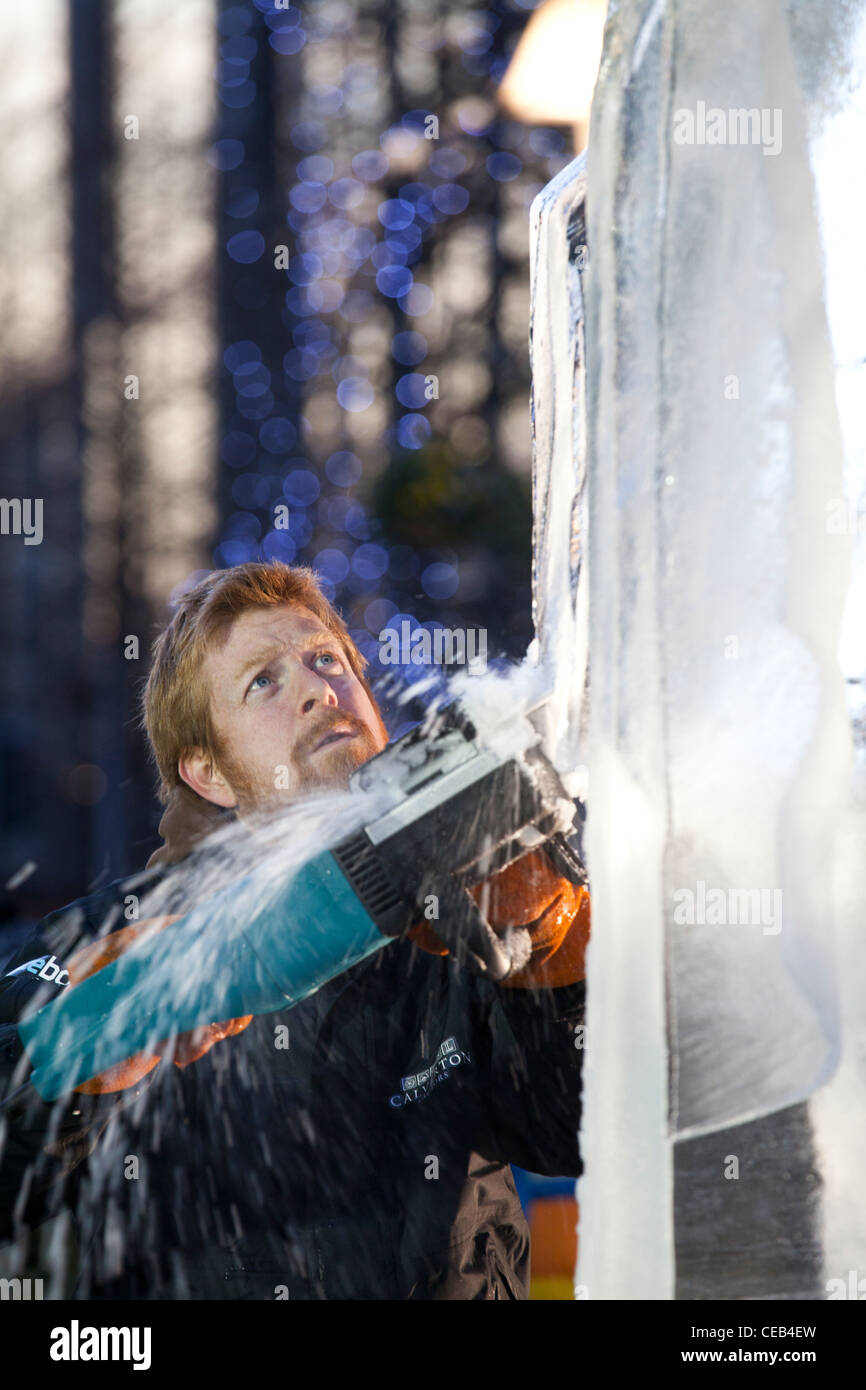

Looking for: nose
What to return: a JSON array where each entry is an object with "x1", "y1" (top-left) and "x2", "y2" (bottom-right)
[{"x1": 295, "y1": 660, "x2": 339, "y2": 717}]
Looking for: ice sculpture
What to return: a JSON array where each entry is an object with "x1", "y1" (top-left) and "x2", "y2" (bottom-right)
[{"x1": 529, "y1": 0, "x2": 866, "y2": 1299}]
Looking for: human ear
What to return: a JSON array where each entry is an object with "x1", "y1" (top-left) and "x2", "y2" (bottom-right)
[{"x1": 177, "y1": 748, "x2": 237, "y2": 809}]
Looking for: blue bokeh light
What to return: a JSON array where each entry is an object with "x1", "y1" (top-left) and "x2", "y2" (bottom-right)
[
  {"x1": 269, "y1": 28, "x2": 306, "y2": 56},
  {"x1": 297, "y1": 155, "x2": 334, "y2": 183},
  {"x1": 259, "y1": 417, "x2": 297, "y2": 453},
  {"x1": 218, "y1": 57, "x2": 251, "y2": 88},
  {"x1": 352, "y1": 149, "x2": 389, "y2": 181},
  {"x1": 486, "y1": 152, "x2": 522, "y2": 182},
  {"x1": 226, "y1": 187, "x2": 259, "y2": 218},
  {"x1": 421, "y1": 562, "x2": 459, "y2": 599},
  {"x1": 398, "y1": 283, "x2": 434, "y2": 316},
  {"x1": 262, "y1": 530, "x2": 297, "y2": 562},
  {"x1": 283, "y1": 468, "x2": 321, "y2": 505},
  {"x1": 344, "y1": 504, "x2": 370, "y2": 541},
  {"x1": 220, "y1": 80, "x2": 257, "y2": 110},
  {"x1": 325, "y1": 451, "x2": 362, "y2": 487},
  {"x1": 336, "y1": 378, "x2": 374, "y2": 412},
  {"x1": 227, "y1": 230, "x2": 266, "y2": 263},
  {"x1": 386, "y1": 224, "x2": 422, "y2": 253},
  {"x1": 391, "y1": 331, "x2": 427, "y2": 365},
  {"x1": 399, "y1": 182, "x2": 435, "y2": 222},
  {"x1": 429, "y1": 148, "x2": 468, "y2": 178},
  {"x1": 285, "y1": 510, "x2": 313, "y2": 546},
  {"x1": 233, "y1": 361, "x2": 271, "y2": 398},
  {"x1": 215, "y1": 538, "x2": 257, "y2": 566},
  {"x1": 396, "y1": 413, "x2": 432, "y2": 449},
  {"x1": 282, "y1": 347, "x2": 320, "y2": 382},
  {"x1": 313, "y1": 548, "x2": 351, "y2": 584},
  {"x1": 290, "y1": 181, "x2": 327, "y2": 213},
  {"x1": 224, "y1": 340, "x2": 261, "y2": 371},
  {"x1": 432, "y1": 183, "x2": 470, "y2": 215},
  {"x1": 288, "y1": 252, "x2": 324, "y2": 285},
  {"x1": 263, "y1": 4, "x2": 301, "y2": 27},
  {"x1": 371, "y1": 242, "x2": 408, "y2": 270},
  {"x1": 529, "y1": 127, "x2": 565, "y2": 157},
  {"x1": 352, "y1": 543, "x2": 389, "y2": 581},
  {"x1": 329, "y1": 178, "x2": 365, "y2": 210},
  {"x1": 378, "y1": 198, "x2": 415, "y2": 230},
  {"x1": 395, "y1": 373, "x2": 429, "y2": 409},
  {"x1": 376, "y1": 265, "x2": 413, "y2": 299},
  {"x1": 208, "y1": 138, "x2": 245, "y2": 171}
]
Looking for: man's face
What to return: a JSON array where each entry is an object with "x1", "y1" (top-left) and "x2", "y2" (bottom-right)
[{"x1": 188, "y1": 604, "x2": 388, "y2": 814}]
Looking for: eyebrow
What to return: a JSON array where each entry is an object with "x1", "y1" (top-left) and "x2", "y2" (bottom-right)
[{"x1": 234, "y1": 644, "x2": 285, "y2": 691}]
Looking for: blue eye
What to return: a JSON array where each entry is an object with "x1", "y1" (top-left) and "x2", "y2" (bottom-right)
[
  {"x1": 314, "y1": 652, "x2": 339, "y2": 669},
  {"x1": 249, "y1": 673, "x2": 272, "y2": 691}
]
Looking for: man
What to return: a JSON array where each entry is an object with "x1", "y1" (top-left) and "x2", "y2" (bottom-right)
[{"x1": 0, "y1": 561, "x2": 590, "y2": 1299}]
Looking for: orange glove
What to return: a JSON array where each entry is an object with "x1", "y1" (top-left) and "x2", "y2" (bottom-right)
[
  {"x1": 65, "y1": 917, "x2": 253, "y2": 1094},
  {"x1": 407, "y1": 848, "x2": 590, "y2": 989}
]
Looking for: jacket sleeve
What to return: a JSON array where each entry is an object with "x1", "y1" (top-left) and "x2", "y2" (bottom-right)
[
  {"x1": 0, "y1": 911, "x2": 155, "y2": 1241},
  {"x1": 480, "y1": 976, "x2": 586, "y2": 1177}
]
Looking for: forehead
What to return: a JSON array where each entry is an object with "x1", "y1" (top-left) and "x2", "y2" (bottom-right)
[{"x1": 205, "y1": 603, "x2": 336, "y2": 677}]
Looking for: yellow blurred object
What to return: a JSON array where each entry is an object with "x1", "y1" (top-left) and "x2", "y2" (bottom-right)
[
  {"x1": 529, "y1": 1194, "x2": 579, "y2": 1299},
  {"x1": 530, "y1": 1275, "x2": 576, "y2": 1301},
  {"x1": 497, "y1": 0, "x2": 607, "y2": 151}
]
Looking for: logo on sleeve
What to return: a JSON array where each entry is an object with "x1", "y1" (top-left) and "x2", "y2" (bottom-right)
[
  {"x1": 388, "y1": 1035, "x2": 471, "y2": 1108},
  {"x1": 4, "y1": 956, "x2": 69, "y2": 988}
]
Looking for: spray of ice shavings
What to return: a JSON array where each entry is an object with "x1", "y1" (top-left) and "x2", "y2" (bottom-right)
[
  {"x1": 142, "y1": 779, "x2": 396, "y2": 917},
  {"x1": 67, "y1": 780, "x2": 397, "y2": 1068},
  {"x1": 448, "y1": 657, "x2": 552, "y2": 763}
]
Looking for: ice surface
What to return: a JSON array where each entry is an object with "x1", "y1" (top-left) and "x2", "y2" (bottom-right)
[
  {"x1": 529, "y1": 0, "x2": 864, "y2": 1298},
  {"x1": 528, "y1": 153, "x2": 590, "y2": 796},
  {"x1": 788, "y1": 0, "x2": 866, "y2": 1301}
]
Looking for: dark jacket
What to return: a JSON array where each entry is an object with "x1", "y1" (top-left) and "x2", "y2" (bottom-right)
[{"x1": 0, "y1": 866, "x2": 585, "y2": 1300}]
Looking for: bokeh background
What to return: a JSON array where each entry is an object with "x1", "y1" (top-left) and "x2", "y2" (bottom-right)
[{"x1": 0, "y1": 0, "x2": 606, "y2": 920}]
